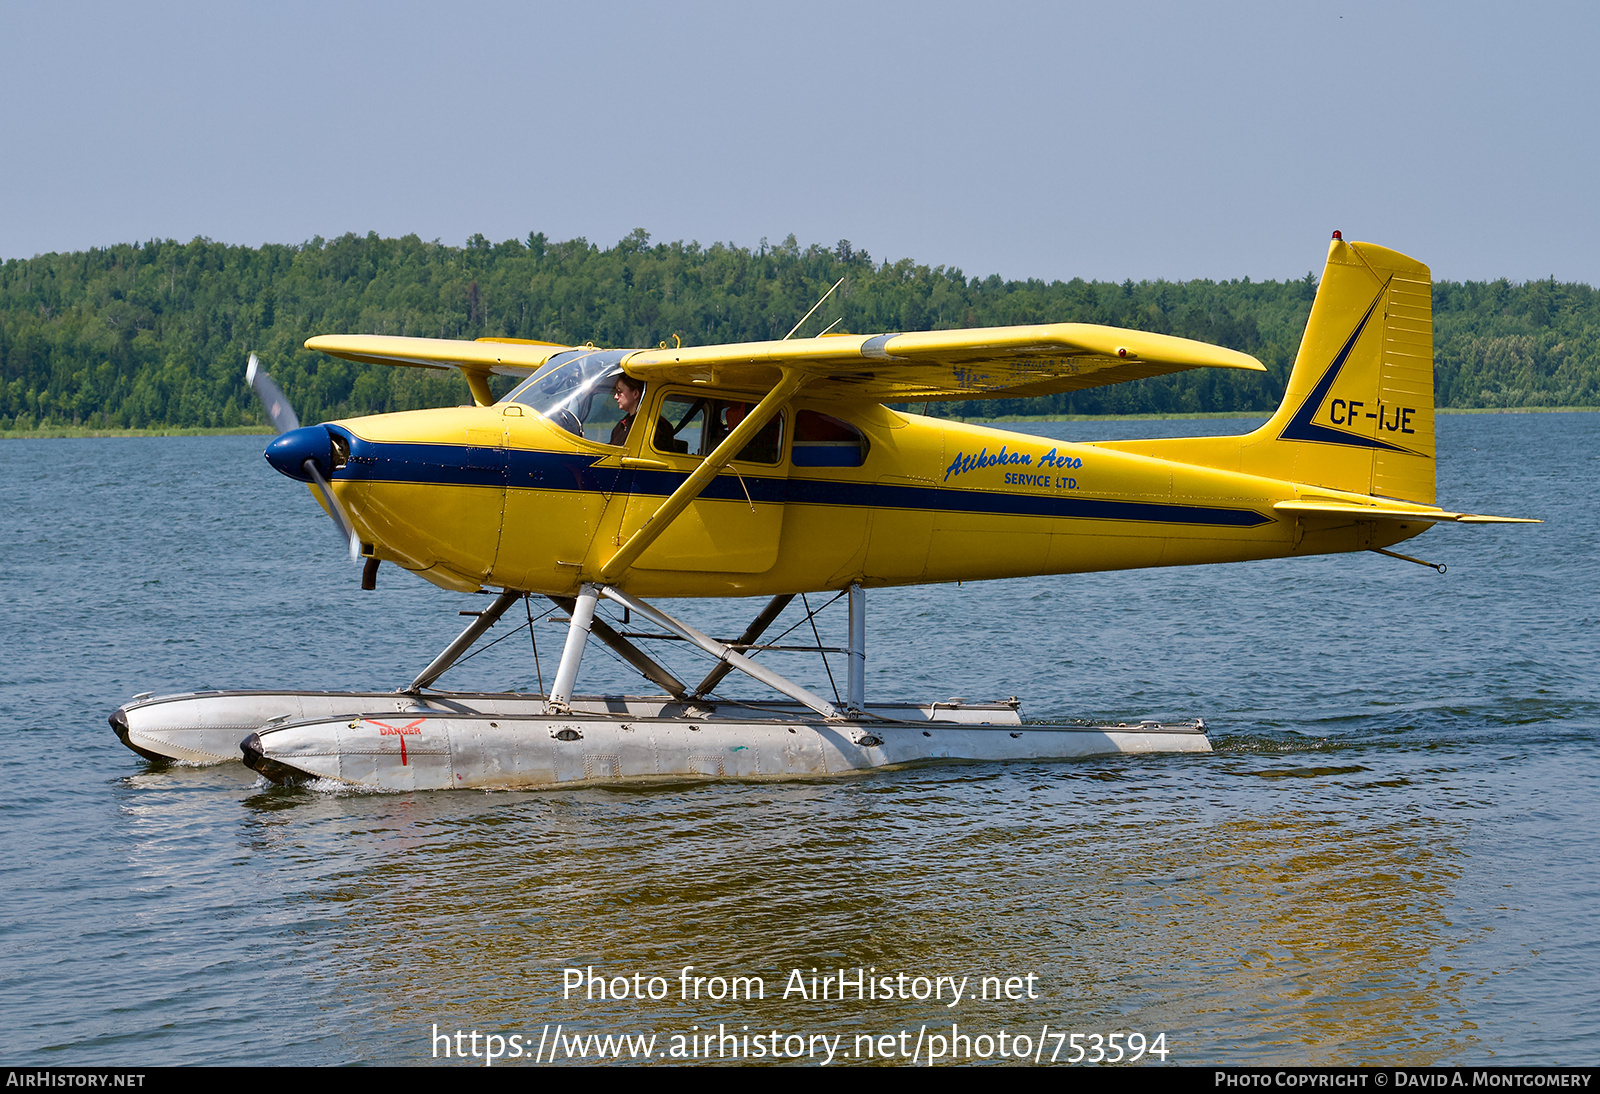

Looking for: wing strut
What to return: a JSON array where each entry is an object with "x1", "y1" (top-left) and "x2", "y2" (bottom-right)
[
  {"x1": 599, "y1": 368, "x2": 807, "y2": 581},
  {"x1": 462, "y1": 370, "x2": 495, "y2": 407}
]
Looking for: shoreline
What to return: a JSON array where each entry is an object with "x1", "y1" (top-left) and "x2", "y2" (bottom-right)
[
  {"x1": 0, "y1": 425, "x2": 277, "y2": 440},
  {"x1": 0, "y1": 405, "x2": 1593, "y2": 440}
]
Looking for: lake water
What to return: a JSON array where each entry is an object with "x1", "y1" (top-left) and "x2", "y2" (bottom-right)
[{"x1": 1, "y1": 413, "x2": 1594, "y2": 1066}]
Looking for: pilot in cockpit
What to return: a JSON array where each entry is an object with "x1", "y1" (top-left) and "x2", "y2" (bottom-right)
[{"x1": 609, "y1": 374, "x2": 675, "y2": 450}]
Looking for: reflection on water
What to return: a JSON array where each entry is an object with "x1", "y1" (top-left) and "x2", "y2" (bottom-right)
[
  {"x1": 232, "y1": 741, "x2": 1532, "y2": 1065},
  {"x1": 1, "y1": 414, "x2": 1596, "y2": 1064}
]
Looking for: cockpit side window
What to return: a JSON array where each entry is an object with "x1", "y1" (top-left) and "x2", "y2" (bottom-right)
[{"x1": 654, "y1": 396, "x2": 700, "y2": 455}]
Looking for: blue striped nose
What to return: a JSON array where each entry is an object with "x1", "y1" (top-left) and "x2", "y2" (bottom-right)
[{"x1": 264, "y1": 426, "x2": 333, "y2": 482}]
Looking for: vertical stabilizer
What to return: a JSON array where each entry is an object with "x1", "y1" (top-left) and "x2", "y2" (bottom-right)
[
  {"x1": 1096, "y1": 238, "x2": 1436, "y2": 505},
  {"x1": 1248, "y1": 238, "x2": 1435, "y2": 503}
]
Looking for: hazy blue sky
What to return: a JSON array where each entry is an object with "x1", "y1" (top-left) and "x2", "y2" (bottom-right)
[{"x1": 3, "y1": 1, "x2": 1595, "y2": 284}]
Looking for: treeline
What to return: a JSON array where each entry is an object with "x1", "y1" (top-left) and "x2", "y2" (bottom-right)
[{"x1": 2, "y1": 229, "x2": 1597, "y2": 431}]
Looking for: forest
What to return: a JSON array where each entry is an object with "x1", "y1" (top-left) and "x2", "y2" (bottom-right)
[{"x1": 2, "y1": 229, "x2": 1596, "y2": 431}]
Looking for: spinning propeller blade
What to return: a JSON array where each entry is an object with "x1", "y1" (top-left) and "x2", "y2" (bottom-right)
[
  {"x1": 303, "y1": 458, "x2": 363, "y2": 564},
  {"x1": 247, "y1": 354, "x2": 362, "y2": 564},
  {"x1": 246, "y1": 353, "x2": 300, "y2": 434}
]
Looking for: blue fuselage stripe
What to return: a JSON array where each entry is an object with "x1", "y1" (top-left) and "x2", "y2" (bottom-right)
[{"x1": 336, "y1": 437, "x2": 1273, "y2": 528}]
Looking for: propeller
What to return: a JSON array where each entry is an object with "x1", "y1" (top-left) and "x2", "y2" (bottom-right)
[
  {"x1": 246, "y1": 352, "x2": 299, "y2": 433},
  {"x1": 248, "y1": 353, "x2": 363, "y2": 563}
]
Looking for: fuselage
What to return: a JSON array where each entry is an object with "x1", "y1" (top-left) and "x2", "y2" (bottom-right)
[{"x1": 314, "y1": 382, "x2": 1428, "y2": 598}]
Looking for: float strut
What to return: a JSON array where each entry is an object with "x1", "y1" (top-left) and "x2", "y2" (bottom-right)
[
  {"x1": 847, "y1": 582, "x2": 865, "y2": 713},
  {"x1": 690, "y1": 593, "x2": 794, "y2": 699},
  {"x1": 548, "y1": 596, "x2": 690, "y2": 699},
  {"x1": 405, "y1": 588, "x2": 523, "y2": 693},
  {"x1": 601, "y1": 586, "x2": 842, "y2": 720},
  {"x1": 547, "y1": 583, "x2": 599, "y2": 713}
]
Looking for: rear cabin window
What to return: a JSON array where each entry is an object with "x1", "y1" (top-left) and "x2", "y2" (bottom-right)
[
  {"x1": 792, "y1": 411, "x2": 868, "y2": 467},
  {"x1": 654, "y1": 396, "x2": 784, "y2": 465}
]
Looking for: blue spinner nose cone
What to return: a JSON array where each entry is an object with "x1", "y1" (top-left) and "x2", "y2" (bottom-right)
[{"x1": 265, "y1": 426, "x2": 333, "y2": 482}]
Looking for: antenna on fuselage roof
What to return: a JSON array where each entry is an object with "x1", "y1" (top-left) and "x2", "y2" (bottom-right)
[{"x1": 783, "y1": 277, "x2": 845, "y2": 340}]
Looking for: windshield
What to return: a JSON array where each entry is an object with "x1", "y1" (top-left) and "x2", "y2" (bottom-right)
[{"x1": 503, "y1": 348, "x2": 631, "y2": 441}]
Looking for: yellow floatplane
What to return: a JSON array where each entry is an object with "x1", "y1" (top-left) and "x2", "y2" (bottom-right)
[{"x1": 111, "y1": 235, "x2": 1532, "y2": 788}]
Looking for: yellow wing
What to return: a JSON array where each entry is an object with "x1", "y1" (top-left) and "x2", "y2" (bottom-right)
[
  {"x1": 305, "y1": 323, "x2": 1264, "y2": 405},
  {"x1": 619, "y1": 323, "x2": 1265, "y2": 401},
  {"x1": 304, "y1": 335, "x2": 573, "y2": 406}
]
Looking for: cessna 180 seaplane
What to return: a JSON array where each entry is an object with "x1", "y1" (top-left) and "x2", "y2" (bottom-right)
[{"x1": 111, "y1": 236, "x2": 1533, "y2": 789}]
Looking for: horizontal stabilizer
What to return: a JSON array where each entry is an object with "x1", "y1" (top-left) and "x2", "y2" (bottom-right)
[{"x1": 1275, "y1": 500, "x2": 1540, "y2": 524}]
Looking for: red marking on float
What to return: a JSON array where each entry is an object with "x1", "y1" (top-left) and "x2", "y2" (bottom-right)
[{"x1": 369, "y1": 718, "x2": 424, "y2": 765}]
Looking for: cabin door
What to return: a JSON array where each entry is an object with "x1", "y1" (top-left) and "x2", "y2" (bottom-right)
[{"x1": 617, "y1": 390, "x2": 788, "y2": 573}]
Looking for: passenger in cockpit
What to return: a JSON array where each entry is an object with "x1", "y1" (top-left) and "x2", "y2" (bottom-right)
[{"x1": 720, "y1": 401, "x2": 782, "y2": 463}]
